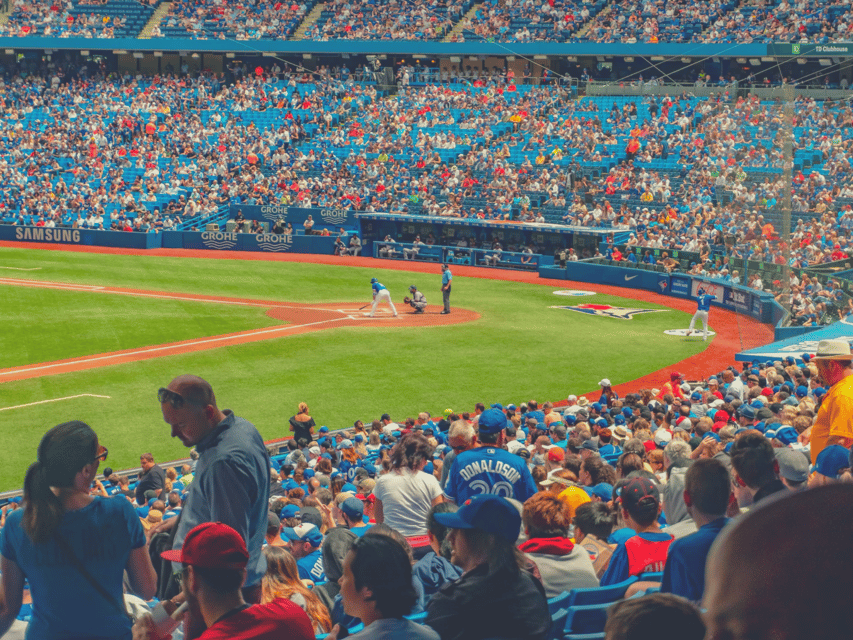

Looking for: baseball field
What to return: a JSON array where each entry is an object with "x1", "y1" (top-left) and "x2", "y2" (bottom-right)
[{"x1": 1, "y1": 244, "x2": 766, "y2": 492}]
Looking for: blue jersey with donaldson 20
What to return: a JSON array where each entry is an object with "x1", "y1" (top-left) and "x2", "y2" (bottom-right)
[{"x1": 444, "y1": 409, "x2": 537, "y2": 504}]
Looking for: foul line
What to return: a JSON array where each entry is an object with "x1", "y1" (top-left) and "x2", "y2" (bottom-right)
[
  {"x1": 0, "y1": 267, "x2": 42, "y2": 271},
  {"x1": 0, "y1": 394, "x2": 111, "y2": 412},
  {"x1": 0, "y1": 317, "x2": 350, "y2": 377},
  {"x1": 0, "y1": 278, "x2": 355, "y2": 312}
]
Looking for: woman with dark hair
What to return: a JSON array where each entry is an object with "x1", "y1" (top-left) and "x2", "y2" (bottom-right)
[
  {"x1": 412, "y1": 503, "x2": 463, "y2": 603},
  {"x1": 373, "y1": 433, "x2": 443, "y2": 557},
  {"x1": 332, "y1": 535, "x2": 439, "y2": 640},
  {"x1": 262, "y1": 546, "x2": 332, "y2": 634},
  {"x1": 427, "y1": 494, "x2": 551, "y2": 640},
  {"x1": 0, "y1": 421, "x2": 157, "y2": 638}
]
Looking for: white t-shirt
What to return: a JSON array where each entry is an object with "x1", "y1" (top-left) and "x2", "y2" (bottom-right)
[{"x1": 373, "y1": 469, "x2": 442, "y2": 537}]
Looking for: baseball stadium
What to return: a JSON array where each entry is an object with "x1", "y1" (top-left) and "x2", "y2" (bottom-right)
[{"x1": 0, "y1": 2, "x2": 852, "y2": 638}]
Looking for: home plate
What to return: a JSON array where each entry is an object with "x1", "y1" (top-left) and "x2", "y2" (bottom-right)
[
  {"x1": 664, "y1": 329, "x2": 716, "y2": 337},
  {"x1": 553, "y1": 290, "x2": 597, "y2": 297}
]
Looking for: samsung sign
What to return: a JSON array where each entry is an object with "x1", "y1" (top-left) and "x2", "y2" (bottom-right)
[{"x1": 15, "y1": 228, "x2": 82, "y2": 243}]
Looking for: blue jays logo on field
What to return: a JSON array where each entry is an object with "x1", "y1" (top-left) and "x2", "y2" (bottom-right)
[{"x1": 551, "y1": 303, "x2": 664, "y2": 320}]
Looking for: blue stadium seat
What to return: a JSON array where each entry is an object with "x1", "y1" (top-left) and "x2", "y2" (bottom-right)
[
  {"x1": 566, "y1": 576, "x2": 637, "y2": 607},
  {"x1": 564, "y1": 603, "x2": 610, "y2": 635}
]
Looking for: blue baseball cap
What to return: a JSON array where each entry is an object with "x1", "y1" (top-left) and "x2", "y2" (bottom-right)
[
  {"x1": 704, "y1": 432, "x2": 721, "y2": 442},
  {"x1": 354, "y1": 434, "x2": 364, "y2": 443},
  {"x1": 739, "y1": 405, "x2": 755, "y2": 420},
  {"x1": 433, "y1": 494, "x2": 520, "y2": 543},
  {"x1": 785, "y1": 356, "x2": 795, "y2": 365},
  {"x1": 801, "y1": 353, "x2": 811, "y2": 362},
  {"x1": 281, "y1": 523, "x2": 323, "y2": 547},
  {"x1": 340, "y1": 497, "x2": 364, "y2": 519},
  {"x1": 424, "y1": 461, "x2": 434, "y2": 475},
  {"x1": 814, "y1": 387, "x2": 827, "y2": 399},
  {"x1": 280, "y1": 504, "x2": 302, "y2": 520},
  {"x1": 773, "y1": 426, "x2": 799, "y2": 446},
  {"x1": 564, "y1": 414, "x2": 577, "y2": 426},
  {"x1": 690, "y1": 391, "x2": 702, "y2": 401},
  {"x1": 750, "y1": 399, "x2": 764, "y2": 409},
  {"x1": 319, "y1": 426, "x2": 329, "y2": 434},
  {"x1": 478, "y1": 409, "x2": 508, "y2": 434},
  {"x1": 491, "y1": 403, "x2": 504, "y2": 410},
  {"x1": 813, "y1": 445, "x2": 850, "y2": 479},
  {"x1": 303, "y1": 469, "x2": 315, "y2": 479},
  {"x1": 592, "y1": 403, "x2": 603, "y2": 412},
  {"x1": 591, "y1": 483, "x2": 614, "y2": 501},
  {"x1": 795, "y1": 385, "x2": 808, "y2": 398},
  {"x1": 614, "y1": 415, "x2": 626, "y2": 425},
  {"x1": 507, "y1": 404, "x2": 517, "y2": 411}
]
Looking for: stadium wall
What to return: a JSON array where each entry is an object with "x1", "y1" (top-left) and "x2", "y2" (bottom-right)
[
  {"x1": 2, "y1": 225, "x2": 160, "y2": 249},
  {"x1": 539, "y1": 262, "x2": 783, "y2": 325}
]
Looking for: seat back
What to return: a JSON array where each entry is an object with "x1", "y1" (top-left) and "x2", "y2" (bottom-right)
[
  {"x1": 565, "y1": 603, "x2": 610, "y2": 635},
  {"x1": 549, "y1": 607, "x2": 570, "y2": 640},
  {"x1": 547, "y1": 590, "x2": 571, "y2": 615},
  {"x1": 567, "y1": 576, "x2": 638, "y2": 607}
]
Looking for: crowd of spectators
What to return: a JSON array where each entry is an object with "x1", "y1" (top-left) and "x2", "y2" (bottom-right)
[
  {"x1": 5, "y1": 0, "x2": 853, "y2": 42},
  {"x1": 0, "y1": 58, "x2": 375, "y2": 232},
  {"x1": 307, "y1": 0, "x2": 464, "y2": 41},
  {"x1": 158, "y1": 0, "x2": 312, "y2": 40},
  {"x1": 2, "y1": 342, "x2": 852, "y2": 638}
]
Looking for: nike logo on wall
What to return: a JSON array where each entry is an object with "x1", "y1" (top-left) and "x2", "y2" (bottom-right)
[{"x1": 624, "y1": 275, "x2": 638, "y2": 281}]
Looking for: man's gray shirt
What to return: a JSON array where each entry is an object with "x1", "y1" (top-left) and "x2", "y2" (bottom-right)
[{"x1": 172, "y1": 410, "x2": 270, "y2": 586}]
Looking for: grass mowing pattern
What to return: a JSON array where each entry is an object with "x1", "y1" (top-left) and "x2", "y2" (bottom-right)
[
  {"x1": 1, "y1": 285, "x2": 285, "y2": 369},
  {"x1": 0, "y1": 247, "x2": 706, "y2": 490}
]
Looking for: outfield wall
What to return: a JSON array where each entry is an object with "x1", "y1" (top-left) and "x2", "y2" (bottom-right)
[{"x1": 540, "y1": 262, "x2": 783, "y2": 325}]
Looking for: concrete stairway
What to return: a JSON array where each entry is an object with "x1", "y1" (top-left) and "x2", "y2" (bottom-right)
[
  {"x1": 139, "y1": 1, "x2": 172, "y2": 39},
  {"x1": 443, "y1": 3, "x2": 481, "y2": 42},
  {"x1": 291, "y1": 2, "x2": 325, "y2": 41}
]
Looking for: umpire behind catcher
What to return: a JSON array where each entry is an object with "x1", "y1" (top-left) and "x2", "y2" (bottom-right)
[{"x1": 404, "y1": 285, "x2": 428, "y2": 313}]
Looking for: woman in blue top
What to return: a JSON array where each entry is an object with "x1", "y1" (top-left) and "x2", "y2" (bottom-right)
[{"x1": 0, "y1": 421, "x2": 157, "y2": 639}]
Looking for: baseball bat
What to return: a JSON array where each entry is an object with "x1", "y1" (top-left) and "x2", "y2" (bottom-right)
[{"x1": 358, "y1": 303, "x2": 370, "y2": 310}]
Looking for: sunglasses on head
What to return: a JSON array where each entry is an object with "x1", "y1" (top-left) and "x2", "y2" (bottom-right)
[
  {"x1": 95, "y1": 445, "x2": 108, "y2": 464},
  {"x1": 158, "y1": 387, "x2": 206, "y2": 409}
]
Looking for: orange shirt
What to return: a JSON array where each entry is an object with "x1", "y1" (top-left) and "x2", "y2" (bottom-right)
[{"x1": 810, "y1": 374, "x2": 853, "y2": 463}]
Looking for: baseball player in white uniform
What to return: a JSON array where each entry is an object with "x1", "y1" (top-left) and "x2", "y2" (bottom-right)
[{"x1": 370, "y1": 278, "x2": 398, "y2": 318}]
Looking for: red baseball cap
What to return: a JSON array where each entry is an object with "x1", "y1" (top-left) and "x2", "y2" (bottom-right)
[
  {"x1": 161, "y1": 522, "x2": 248, "y2": 569},
  {"x1": 547, "y1": 447, "x2": 565, "y2": 462},
  {"x1": 670, "y1": 371, "x2": 683, "y2": 381}
]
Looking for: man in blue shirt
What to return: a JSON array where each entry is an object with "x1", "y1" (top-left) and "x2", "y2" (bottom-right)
[
  {"x1": 444, "y1": 409, "x2": 537, "y2": 504},
  {"x1": 661, "y1": 458, "x2": 729, "y2": 603},
  {"x1": 687, "y1": 287, "x2": 715, "y2": 341},
  {"x1": 154, "y1": 375, "x2": 270, "y2": 603},
  {"x1": 441, "y1": 263, "x2": 452, "y2": 314},
  {"x1": 284, "y1": 523, "x2": 326, "y2": 582}
]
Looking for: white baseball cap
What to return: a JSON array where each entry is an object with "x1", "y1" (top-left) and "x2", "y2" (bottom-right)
[{"x1": 598, "y1": 379, "x2": 612, "y2": 387}]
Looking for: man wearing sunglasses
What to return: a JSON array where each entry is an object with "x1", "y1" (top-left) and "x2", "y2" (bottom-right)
[{"x1": 152, "y1": 374, "x2": 271, "y2": 638}]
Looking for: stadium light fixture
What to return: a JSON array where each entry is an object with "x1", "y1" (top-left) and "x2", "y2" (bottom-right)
[
  {"x1": 680, "y1": 57, "x2": 690, "y2": 63},
  {"x1": 736, "y1": 57, "x2": 747, "y2": 64},
  {"x1": 651, "y1": 56, "x2": 665, "y2": 61},
  {"x1": 81, "y1": 50, "x2": 89, "y2": 56},
  {"x1": 302, "y1": 54, "x2": 312, "y2": 59},
  {"x1": 533, "y1": 55, "x2": 547, "y2": 60},
  {"x1": 153, "y1": 51, "x2": 163, "y2": 57},
  {"x1": 133, "y1": 52, "x2": 144, "y2": 59},
  {"x1": 624, "y1": 56, "x2": 634, "y2": 62},
  {"x1": 761, "y1": 56, "x2": 774, "y2": 62},
  {"x1": 819, "y1": 58, "x2": 831, "y2": 66},
  {"x1": 191, "y1": 53, "x2": 200, "y2": 58},
  {"x1": 568, "y1": 56, "x2": 577, "y2": 62},
  {"x1": 113, "y1": 50, "x2": 128, "y2": 55},
  {"x1": 450, "y1": 56, "x2": 461, "y2": 62},
  {"x1": 5, "y1": 49, "x2": 13, "y2": 55},
  {"x1": 506, "y1": 56, "x2": 515, "y2": 61},
  {"x1": 262, "y1": 52, "x2": 275, "y2": 57},
  {"x1": 749, "y1": 58, "x2": 761, "y2": 66},
  {"x1": 412, "y1": 55, "x2": 426, "y2": 59},
  {"x1": 796, "y1": 58, "x2": 806, "y2": 65}
]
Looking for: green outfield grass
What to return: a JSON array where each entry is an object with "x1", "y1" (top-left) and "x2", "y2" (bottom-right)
[{"x1": 0, "y1": 247, "x2": 707, "y2": 491}]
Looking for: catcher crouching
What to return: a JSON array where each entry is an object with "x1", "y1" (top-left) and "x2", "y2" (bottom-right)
[{"x1": 404, "y1": 285, "x2": 428, "y2": 313}]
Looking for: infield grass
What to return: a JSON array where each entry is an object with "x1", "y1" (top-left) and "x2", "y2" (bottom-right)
[{"x1": 0, "y1": 247, "x2": 707, "y2": 490}]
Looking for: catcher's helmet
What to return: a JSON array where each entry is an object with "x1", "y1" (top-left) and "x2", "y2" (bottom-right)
[
  {"x1": 371, "y1": 278, "x2": 378, "y2": 284},
  {"x1": 409, "y1": 285, "x2": 417, "y2": 292}
]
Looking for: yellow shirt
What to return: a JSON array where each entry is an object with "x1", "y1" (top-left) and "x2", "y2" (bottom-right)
[{"x1": 811, "y1": 374, "x2": 853, "y2": 463}]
